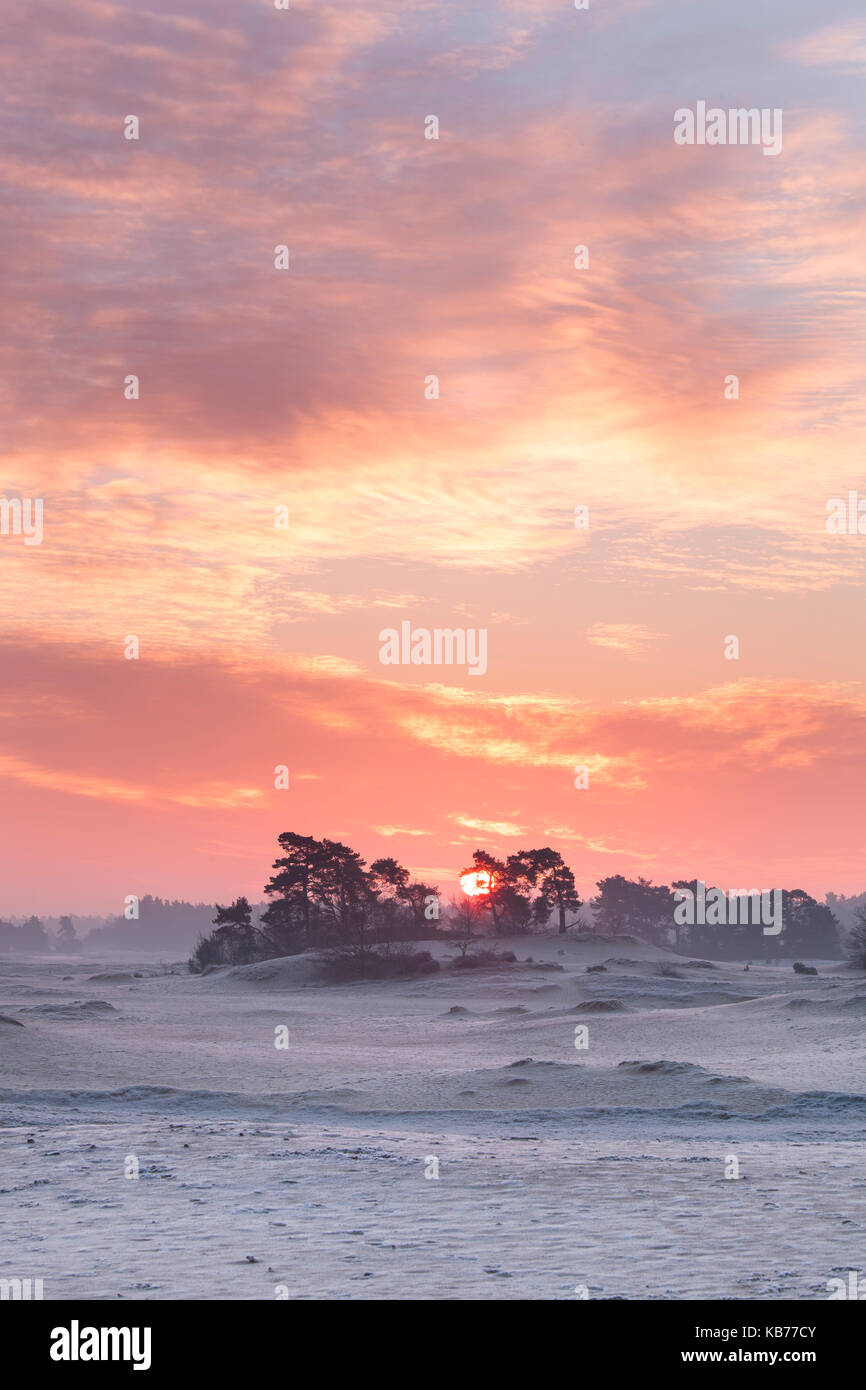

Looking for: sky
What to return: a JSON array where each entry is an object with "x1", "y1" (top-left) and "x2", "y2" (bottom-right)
[{"x1": 1, "y1": 0, "x2": 865, "y2": 915}]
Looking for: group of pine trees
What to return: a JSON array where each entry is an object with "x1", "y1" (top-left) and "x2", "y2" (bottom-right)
[
  {"x1": 190, "y1": 832, "x2": 442, "y2": 970},
  {"x1": 189, "y1": 834, "x2": 853, "y2": 971},
  {"x1": 592, "y1": 875, "x2": 841, "y2": 961}
]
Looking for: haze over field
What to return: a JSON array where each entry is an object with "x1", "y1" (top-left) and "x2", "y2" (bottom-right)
[{"x1": 2, "y1": 937, "x2": 865, "y2": 1300}]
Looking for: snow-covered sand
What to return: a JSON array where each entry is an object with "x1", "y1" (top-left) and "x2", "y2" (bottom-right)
[{"x1": 1, "y1": 935, "x2": 864, "y2": 1299}]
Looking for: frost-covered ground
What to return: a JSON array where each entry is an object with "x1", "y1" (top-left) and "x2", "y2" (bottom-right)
[{"x1": 1, "y1": 935, "x2": 864, "y2": 1300}]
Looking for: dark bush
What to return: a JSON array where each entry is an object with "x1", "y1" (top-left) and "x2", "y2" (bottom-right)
[
  {"x1": 451, "y1": 949, "x2": 518, "y2": 969},
  {"x1": 189, "y1": 933, "x2": 223, "y2": 974},
  {"x1": 322, "y1": 949, "x2": 440, "y2": 982}
]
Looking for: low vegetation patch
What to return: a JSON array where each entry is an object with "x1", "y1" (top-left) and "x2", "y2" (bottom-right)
[
  {"x1": 451, "y1": 949, "x2": 518, "y2": 970},
  {"x1": 321, "y1": 949, "x2": 440, "y2": 982}
]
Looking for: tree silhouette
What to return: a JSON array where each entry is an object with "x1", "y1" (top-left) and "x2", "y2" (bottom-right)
[
  {"x1": 20, "y1": 915, "x2": 48, "y2": 952},
  {"x1": 262, "y1": 832, "x2": 324, "y2": 950},
  {"x1": 459, "y1": 849, "x2": 531, "y2": 935},
  {"x1": 211, "y1": 897, "x2": 256, "y2": 964},
  {"x1": 782, "y1": 889, "x2": 840, "y2": 959},
  {"x1": 592, "y1": 876, "x2": 674, "y2": 944},
  {"x1": 847, "y1": 905, "x2": 866, "y2": 970},
  {"x1": 56, "y1": 915, "x2": 77, "y2": 951},
  {"x1": 508, "y1": 847, "x2": 582, "y2": 933}
]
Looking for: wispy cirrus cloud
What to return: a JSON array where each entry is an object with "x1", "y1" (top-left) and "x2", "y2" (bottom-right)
[
  {"x1": 586, "y1": 623, "x2": 666, "y2": 655},
  {"x1": 449, "y1": 814, "x2": 528, "y2": 837},
  {"x1": 780, "y1": 21, "x2": 866, "y2": 73}
]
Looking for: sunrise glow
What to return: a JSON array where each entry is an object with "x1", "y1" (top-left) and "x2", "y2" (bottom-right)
[{"x1": 460, "y1": 870, "x2": 493, "y2": 898}]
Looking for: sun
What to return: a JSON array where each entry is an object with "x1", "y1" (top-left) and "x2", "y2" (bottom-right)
[{"x1": 460, "y1": 870, "x2": 493, "y2": 897}]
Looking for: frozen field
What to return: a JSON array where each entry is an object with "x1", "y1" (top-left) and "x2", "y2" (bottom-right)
[{"x1": 1, "y1": 934, "x2": 864, "y2": 1300}]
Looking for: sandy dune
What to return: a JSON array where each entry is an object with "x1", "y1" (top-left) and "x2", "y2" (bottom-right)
[{"x1": 1, "y1": 935, "x2": 864, "y2": 1299}]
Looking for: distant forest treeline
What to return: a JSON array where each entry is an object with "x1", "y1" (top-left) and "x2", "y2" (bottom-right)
[
  {"x1": 2, "y1": 837, "x2": 865, "y2": 966},
  {"x1": 0, "y1": 897, "x2": 229, "y2": 955}
]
